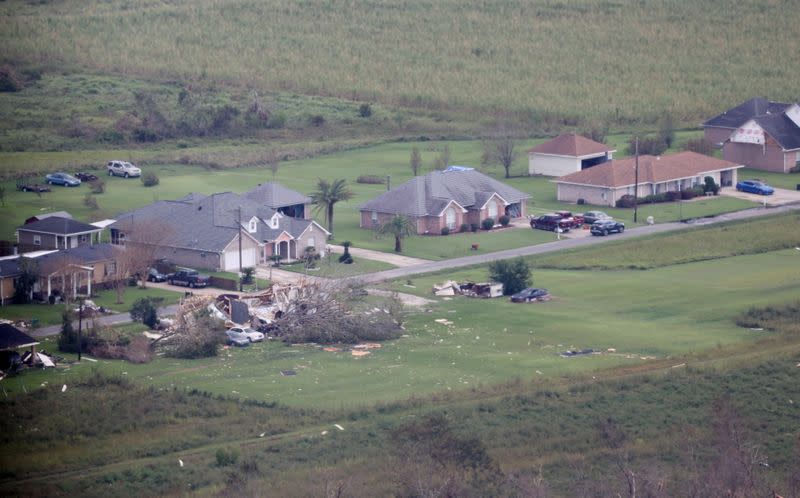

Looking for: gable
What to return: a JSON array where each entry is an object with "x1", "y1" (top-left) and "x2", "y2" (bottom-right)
[
  {"x1": 785, "y1": 104, "x2": 800, "y2": 129},
  {"x1": 730, "y1": 119, "x2": 765, "y2": 145}
]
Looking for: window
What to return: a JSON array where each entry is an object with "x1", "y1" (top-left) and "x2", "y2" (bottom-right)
[
  {"x1": 33, "y1": 235, "x2": 41, "y2": 246},
  {"x1": 601, "y1": 192, "x2": 607, "y2": 200},
  {"x1": 105, "y1": 262, "x2": 116, "y2": 276},
  {"x1": 371, "y1": 211, "x2": 378, "y2": 226},
  {"x1": 487, "y1": 201, "x2": 498, "y2": 219},
  {"x1": 79, "y1": 234, "x2": 88, "y2": 243},
  {"x1": 307, "y1": 236, "x2": 315, "y2": 248},
  {"x1": 445, "y1": 207, "x2": 456, "y2": 229},
  {"x1": 248, "y1": 218, "x2": 258, "y2": 233}
]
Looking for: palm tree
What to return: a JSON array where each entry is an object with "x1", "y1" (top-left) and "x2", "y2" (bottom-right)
[
  {"x1": 310, "y1": 178, "x2": 354, "y2": 239},
  {"x1": 378, "y1": 214, "x2": 415, "y2": 253}
]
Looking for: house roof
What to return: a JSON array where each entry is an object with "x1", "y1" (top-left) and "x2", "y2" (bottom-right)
[
  {"x1": 528, "y1": 134, "x2": 614, "y2": 157},
  {"x1": 703, "y1": 97, "x2": 791, "y2": 129},
  {"x1": 753, "y1": 113, "x2": 800, "y2": 150},
  {"x1": 554, "y1": 151, "x2": 743, "y2": 188},
  {"x1": 18, "y1": 216, "x2": 103, "y2": 235},
  {"x1": 25, "y1": 211, "x2": 73, "y2": 223},
  {"x1": 243, "y1": 182, "x2": 311, "y2": 208},
  {"x1": 0, "y1": 259, "x2": 21, "y2": 278},
  {"x1": 359, "y1": 169, "x2": 530, "y2": 217},
  {"x1": 0, "y1": 323, "x2": 39, "y2": 351},
  {"x1": 33, "y1": 244, "x2": 116, "y2": 275}
]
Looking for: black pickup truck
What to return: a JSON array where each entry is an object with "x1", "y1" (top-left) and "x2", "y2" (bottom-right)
[{"x1": 167, "y1": 269, "x2": 210, "y2": 288}]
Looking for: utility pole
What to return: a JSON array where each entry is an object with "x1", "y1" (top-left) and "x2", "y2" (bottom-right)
[
  {"x1": 77, "y1": 297, "x2": 83, "y2": 362},
  {"x1": 633, "y1": 137, "x2": 639, "y2": 224},
  {"x1": 238, "y1": 206, "x2": 243, "y2": 292},
  {"x1": 386, "y1": 175, "x2": 391, "y2": 191}
]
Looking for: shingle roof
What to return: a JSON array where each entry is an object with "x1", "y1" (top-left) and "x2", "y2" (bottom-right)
[
  {"x1": 0, "y1": 324, "x2": 39, "y2": 351},
  {"x1": 18, "y1": 217, "x2": 102, "y2": 235},
  {"x1": 528, "y1": 134, "x2": 613, "y2": 157},
  {"x1": 554, "y1": 151, "x2": 743, "y2": 188},
  {"x1": 703, "y1": 97, "x2": 791, "y2": 129},
  {"x1": 26, "y1": 211, "x2": 72, "y2": 223},
  {"x1": 35, "y1": 244, "x2": 116, "y2": 270},
  {"x1": 243, "y1": 182, "x2": 311, "y2": 208},
  {"x1": 0, "y1": 259, "x2": 21, "y2": 278},
  {"x1": 754, "y1": 113, "x2": 800, "y2": 150},
  {"x1": 359, "y1": 169, "x2": 530, "y2": 216}
]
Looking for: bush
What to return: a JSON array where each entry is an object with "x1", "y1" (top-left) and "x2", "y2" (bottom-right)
[
  {"x1": 0, "y1": 65, "x2": 24, "y2": 92},
  {"x1": 665, "y1": 191, "x2": 681, "y2": 202},
  {"x1": 359, "y1": 103, "x2": 373, "y2": 118},
  {"x1": 488, "y1": 258, "x2": 531, "y2": 296},
  {"x1": 459, "y1": 223, "x2": 470, "y2": 233},
  {"x1": 215, "y1": 448, "x2": 239, "y2": 467},
  {"x1": 616, "y1": 194, "x2": 636, "y2": 208},
  {"x1": 789, "y1": 165, "x2": 800, "y2": 174},
  {"x1": 58, "y1": 311, "x2": 97, "y2": 353},
  {"x1": 267, "y1": 112, "x2": 286, "y2": 129},
  {"x1": 89, "y1": 178, "x2": 105, "y2": 194},
  {"x1": 685, "y1": 138, "x2": 714, "y2": 155},
  {"x1": 481, "y1": 218, "x2": 494, "y2": 230},
  {"x1": 141, "y1": 171, "x2": 159, "y2": 187},
  {"x1": 577, "y1": 198, "x2": 585, "y2": 205},
  {"x1": 167, "y1": 312, "x2": 224, "y2": 359},
  {"x1": 339, "y1": 240, "x2": 353, "y2": 264},
  {"x1": 440, "y1": 226, "x2": 450, "y2": 236},
  {"x1": 356, "y1": 175, "x2": 385, "y2": 184},
  {"x1": 130, "y1": 298, "x2": 159, "y2": 329},
  {"x1": 703, "y1": 176, "x2": 719, "y2": 195},
  {"x1": 309, "y1": 114, "x2": 325, "y2": 127},
  {"x1": 498, "y1": 214, "x2": 510, "y2": 227},
  {"x1": 240, "y1": 267, "x2": 255, "y2": 285},
  {"x1": 470, "y1": 223, "x2": 479, "y2": 233},
  {"x1": 83, "y1": 193, "x2": 99, "y2": 210}
]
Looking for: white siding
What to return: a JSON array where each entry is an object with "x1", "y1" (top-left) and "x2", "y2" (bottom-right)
[{"x1": 529, "y1": 154, "x2": 581, "y2": 176}]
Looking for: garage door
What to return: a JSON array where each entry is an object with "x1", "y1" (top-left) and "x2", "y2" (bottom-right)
[{"x1": 223, "y1": 248, "x2": 257, "y2": 271}]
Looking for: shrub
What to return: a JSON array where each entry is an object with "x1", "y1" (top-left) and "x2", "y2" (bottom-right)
[
  {"x1": 58, "y1": 311, "x2": 97, "y2": 353},
  {"x1": 470, "y1": 223, "x2": 479, "y2": 232},
  {"x1": 459, "y1": 223, "x2": 470, "y2": 233},
  {"x1": 167, "y1": 312, "x2": 224, "y2": 359},
  {"x1": 577, "y1": 198, "x2": 585, "y2": 205},
  {"x1": 359, "y1": 103, "x2": 373, "y2": 117},
  {"x1": 703, "y1": 176, "x2": 719, "y2": 195},
  {"x1": 616, "y1": 194, "x2": 636, "y2": 208},
  {"x1": 481, "y1": 218, "x2": 494, "y2": 230},
  {"x1": 685, "y1": 138, "x2": 714, "y2": 155},
  {"x1": 89, "y1": 178, "x2": 105, "y2": 194},
  {"x1": 267, "y1": 112, "x2": 286, "y2": 129},
  {"x1": 83, "y1": 193, "x2": 99, "y2": 210},
  {"x1": 488, "y1": 257, "x2": 531, "y2": 295},
  {"x1": 789, "y1": 165, "x2": 800, "y2": 174},
  {"x1": 627, "y1": 135, "x2": 667, "y2": 156},
  {"x1": 440, "y1": 226, "x2": 450, "y2": 236},
  {"x1": 141, "y1": 171, "x2": 159, "y2": 187},
  {"x1": 0, "y1": 65, "x2": 24, "y2": 92},
  {"x1": 498, "y1": 214, "x2": 510, "y2": 227},
  {"x1": 665, "y1": 191, "x2": 681, "y2": 202},
  {"x1": 240, "y1": 267, "x2": 255, "y2": 285},
  {"x1": 339, "y1": 240, "x2": 353, "y2": 264},
  {"x1": 215, "y1": 448, "x2": 239, "y2": 467},
  {"x1": 309, "y1": 114, "x2": 325, "y2": 127},
  {"x1": 356, "y1": 175, "x2": 385, "y2": 184},
  {"x1": 130, "y1": 298, "x2": 159, "y2": 329}
]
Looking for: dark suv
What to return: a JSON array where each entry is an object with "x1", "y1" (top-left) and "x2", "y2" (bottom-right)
[
  {"x1": 590, "y1": 219, "x2": 625, "y2": 236},
  {"x1": 531, "y1": 214, "x2": 572, "y2": 232}
]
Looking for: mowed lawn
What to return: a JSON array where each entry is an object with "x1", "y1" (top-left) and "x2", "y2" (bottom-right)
[
  {"x1": 0, "y1": 135, "x2": 757, "y2": 260},
  {"x1": 7, "y1": 248, "x2": 798, "y2": 409}
]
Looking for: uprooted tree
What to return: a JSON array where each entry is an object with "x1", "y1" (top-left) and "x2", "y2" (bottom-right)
[{"x1": 274, "y1": 280, "x2": 406, "y2": 344}]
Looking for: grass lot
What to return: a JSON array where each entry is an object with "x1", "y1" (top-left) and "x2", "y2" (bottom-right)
[
  {"x1": 2, "y1": 0, "x2": 799, "y2": 132},
  {"x1": 4, "y1": 247, "x2": 799, "y2": 408},
  {"x1": 279, "y1": 257, "x2": 395, "y2": 278},
  {"x1": 0, "y1": 286, "x2": 182, "y2": 326},
  {"x1": 740, "y1": 167, "x2": 800, "y2": 190}
]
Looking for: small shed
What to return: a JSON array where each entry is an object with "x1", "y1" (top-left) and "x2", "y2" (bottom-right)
[{"x1": 0, "y1": 323, "x2": 40, "y2": 372}]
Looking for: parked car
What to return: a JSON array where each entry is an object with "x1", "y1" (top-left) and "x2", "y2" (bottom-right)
[
  {"x1": 530, "y1": 214, "x2": 572, "y2": 232},
  {"x1": 147, "y1": 268, "x2": 168, "y2": 282},
  {"x1": 227, "y1": 326, "x2": 265, "y2": 343},
  {"x1": 590, "y1": 219, "x2": 625, "y2": 236},
  {"x1": 736, "y1": 179, "x2": 774, "y2": 195},
  {"x1": 16, "y1": 179, "x2": 51, "y2": 193},
  {"x1": 225, "y1": 329, "x2": 251, "y2": 347},
  {"x1": 554, "y1": 210, "x2": 584, "y2": 228},
  {"x1": 167, "y1": 269, "x2": 210, "y2": 288},
  {"x1": 107, "y1": 160, "x2": 142, "y2": 178},
  {"x1": 45, "y1": 172, "x2": 81, "y2": 187},
  {"x1": 582, "y1": 210, "x2": 612, "y2": 225},
  {"x1": 510, "y1": 288, "x2": 549, "y2": 303},
  {"x1": 74, "y1": 171, "x2": 98, "y2": 182}
]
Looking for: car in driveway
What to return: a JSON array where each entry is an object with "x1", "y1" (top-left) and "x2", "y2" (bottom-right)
[
  {"x1": 227, "y1": 326, "x2": 265, "y2": 343},
  {"x1": 167, "y1": 269, "x2": 210, "y2": 288},
  {"x1": 510, "y1": 287, "x2": 549, "y2": 303},
  {"x1": 555, "y1": 210, "x2": 584, "y2": 228},
  {"x1": 736, "y1": 179, "x2": 774, "y2": 195},
  {"x1": 147, "y1": 268, "x2": 168, "y2": 282},
  {"x1": 225, "y1": 329, "x2": 251, "y2": 347},
  {"x1": 45, "y1": 172, "x2": 81, "y2": 187},
  {"x1": 582, "y1": 210, "x2": 612, "y2": 225},
  {"x1": 530, "y1": 214, "x2": 572, "y2": 232},
  {"x1": 107, "y1": 160, "x2": 142, "y2": 178},
  {"x1": 590, "y1": 219, "x2": 625, "y2": 236}
]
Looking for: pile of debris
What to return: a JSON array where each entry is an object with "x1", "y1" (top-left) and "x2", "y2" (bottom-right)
[{"x1": 432, "y1": 280, "x2": 503, "y2": 298}]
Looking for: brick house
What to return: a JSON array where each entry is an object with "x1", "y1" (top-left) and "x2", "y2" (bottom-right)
[
  {"x1": 553, "y1": 151, "x2": 744, "y2": 207},
  {"x1": 528, "y1": 134, "x2": 615, "y2": 177},
  {"x1": 359, "y1": 167, "x2": 530, "y2": 234},
  {"x1": 703, "y1": 97, "x2": 800, "y2": 173}
]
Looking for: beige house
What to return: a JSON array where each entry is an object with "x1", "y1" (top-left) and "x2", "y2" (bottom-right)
[
  {"x1": 528, "y1": 134, "x2": 615, "y2": 177},
  {"x1": 553, "y1": 151, "x2": 744, "y2": 207}
]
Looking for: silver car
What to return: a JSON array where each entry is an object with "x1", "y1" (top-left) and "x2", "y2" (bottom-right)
[
  {"x1": 227, "y1": 326, "x2": 264, "y2": 343},
  {"x1": 107, "y1": 160, "x2": 142, "y2": 178},
  {"x1": 225, "y1": 330, "x2": 251, "y2": 347}
]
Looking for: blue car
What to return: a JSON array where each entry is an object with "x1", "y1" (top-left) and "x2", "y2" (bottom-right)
[
  {"x1": 45, "y1": 172, "x2": 81, "y2": 187},
  {"x1": 736, "y1": 180, "x2": 774, "y2": 195}
]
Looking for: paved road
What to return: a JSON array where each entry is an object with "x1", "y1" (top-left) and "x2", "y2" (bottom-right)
[
  {"x1": 30, "y1": 304, "x2": 181, "y2": 339},
  {"x1": 352, "y1": 204, "x2": 800, "y2": 284}
]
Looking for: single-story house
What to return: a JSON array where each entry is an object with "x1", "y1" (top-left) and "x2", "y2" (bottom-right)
[
  {"x1": 553, "y1": 151, "x2": 744, "y2": 207},
  {"x1": 16, "y1": 216, "x2": 104, "y2": 253},
  {"x1": 703, "y1": 97, "x2": 800, "y2": 173},
  {"x1": 110, "y1": 189, "x2": 329, "y2": 272},
  {"x1": 528, "y1": 134, "x2": 615, "y2": 177},
  {"x1": 243, "y1": 181, "x2": 312, "y2": 219},
  {"x1": 359, "y1": 167, "x2": 530, "y2": 234}
]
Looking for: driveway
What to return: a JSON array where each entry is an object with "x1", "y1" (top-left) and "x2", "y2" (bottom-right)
[
  {"x1": 719, "y1": 186, "x2": 800, "y2": 207},
  {"x1": 327, "y1": 244, "x2": 430, "y2": 267}
]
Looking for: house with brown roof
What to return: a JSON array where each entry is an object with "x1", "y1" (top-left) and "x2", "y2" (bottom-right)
[
  {"x1": 553, "y1": 151, "x2": 744, "y2": 207},
  {"x1": 359, "y1": 167, "x2": 530, "y2": 234},
  {"x1": 703, "y1": 97, "x2": 800, "y2": 173},
  {"x1": 528, "y1": 134, "x2": 615, "y2": 177}
]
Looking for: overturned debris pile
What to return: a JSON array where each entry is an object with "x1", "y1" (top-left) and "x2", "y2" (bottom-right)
[{"x1": 432, "y1": 280, "x2": 504, "y2": 298}]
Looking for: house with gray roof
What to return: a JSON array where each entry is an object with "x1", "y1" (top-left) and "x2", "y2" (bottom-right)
[
  {"x1": 16, "y1": 216, "x2": 104, "y2": 253},
  {"x1": 703, "y1": 97, "x2": 800, "y2": 173},
  {"x1": 358, "y1": 167, "x2": 531, "y2": 235},
  {"x1": 243, "y1": 181, "x2": 312, "y2": 219},
  {"x1": 109, "y1": 189, "x2": 329, "y2": 272}
]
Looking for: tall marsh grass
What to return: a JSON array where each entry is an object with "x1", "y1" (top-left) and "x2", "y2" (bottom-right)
[{"x1": 3, "y1": 0, "x2": 800, "y2": 127}]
